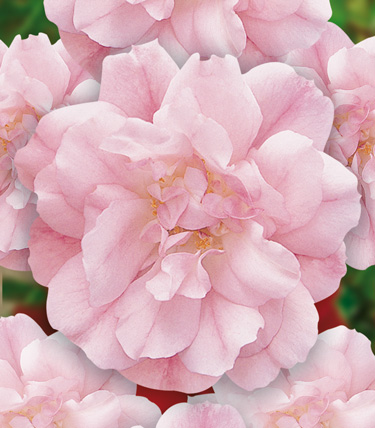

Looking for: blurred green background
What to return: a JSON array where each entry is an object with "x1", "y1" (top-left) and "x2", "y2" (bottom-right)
[{"x1": 0, "y1": 0, "x2": 374, "y2": 345}]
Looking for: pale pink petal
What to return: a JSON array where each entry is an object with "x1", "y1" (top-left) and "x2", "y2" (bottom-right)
[
  {"x1": 189, "y1": 118, "x2": 234, "y2": 171},
  {"x1": 46, "y1": 254, "x2": 134, "y2": 371},
  {"x1": 1, "y1": 34, "x2": 70, "y2": 107},
  {"x1": 227, "y1": 284, "x2": 318, "y2": 390},
  {"x1": 328, "y1": 46, "x2": 375, "y2": 91},
  {"x1": 100, "y1": 41, "x2": 178, "y2": 121},
  {"x1": 241, "y1": 0, "x2": 331, "y2": 57},
  {"x1": 28, "y1": 218, "x2": 80, "y2": 285},
  {"x1": 132, "y1": 0, "x2": 174, "y2": 20},
  {"x1": 156, "y1": 402, "x2": 246, "y2": 428},
  {"x1": 146, "y1": 252, "x2": 211, "y2": 300},
  {"x1": 0, "y1": 360, "x2": 24, "y2": 397},
  {"x1": 253, "y1": 131, "x2": 324, "y2": 234},
  {"x1": 0, "y1": 314, "x2": 46, "y2": 376},
  {"x1": 20, "y1": 338, "x2": 84, "y2": 389},
  {"x1": 274, "y1": 153, "x2": 361, "y2": 258},
  {"x1": 179, "y1": 291, "x2": 264, "y2": 377},
  {"x1": 60, "y1": 30, "x2": 122, "y2": 80},
  {"x1": 115, "y1": 278, "x2": 201, "y2": 359},
  {"x1": 220, "y1": 221, "x2": 301, "y2": 306},
  {"x1": 73, "y1": 0, "x2": 155, "y2": 48},
  {"x1": 286, "y1": 23, "x2": 354, "y2": 89},
  {"x1": 82, "y1": 198, "x2": 154, "y2": 306},
  {"x1": 62, "y1": 391, "x2": 122, "y2": 428},
  {"x1": 162, "y1": 54, "x2": 262, "y2": 163},
  {"x1": 15, "y1": 102, "x2": 122, "y2": 192},
  {"x1": 101, "y1": 117, "x2": 191, "y2": 162},
  {"x1": 170, "y1": 0, "x2": 246, "y2": 58},
  {"x1": 7, "y1": 416, "x2": 34, "y2": 427},
  {"x1": 297, "y1": 243, "x2": 347, "y2": 302},
  {"x1": 329, "y1": 391, "x2": 375, "y2": 428},
  {"x1": 245, "y1": 63, "x2": 334, "y2": 150},
  {"x1": 0, "y1": 249, "x2": 30, "y2": 271},
  {"x1": 53, "y1": 40, "x2": 95, "y2": 96},
  {"x1": 53, "y1": 111, "x2": 128, "y2": 215},
  {"x1": 345, "y1": 195, "x2": 375, "y2": 270},
  {"x1": 117, "y1": 395, "x2": 161, "y2": 428},
  {"x1": 34, "y1": 162, "x2": 85, "y2": 239},
  {"x1": 318, "y1": 326, "x2": 375, "y2": 396},
  {"x1": 44, "y1": 0, "x2": 77, "y2": 32},
  {"x1": 121, "y1": 355, "x2": 219, "y2": 393},
  {"x1": 0, "y1": 189, "x2": 37, "y2": 252},
  {"x1": 242, "y1": 0, "x2": 302, "y2": 20}
]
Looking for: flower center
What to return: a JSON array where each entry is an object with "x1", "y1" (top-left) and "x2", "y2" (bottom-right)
[
  {"x1": 147, "y1": 158, "x2": 242, "y2": 253},
  {"x1": 0, "y1": 105, "x2": 40, "y2": 156},
  {"x1": 270, "y1": 400, "x2": 330, "y2": 427},
  {"x1": 272, "y1": 404, "x2": 308, "y2": 423},
  {"x1": 347, "y1": 131, "x2": 374, "y2": 167},
  {"x1": 334, "y1": 109, "x2": 375, "y2": 168},
  {"x1": 7, "y1": 400, "x2": 63, "y2": 426}
]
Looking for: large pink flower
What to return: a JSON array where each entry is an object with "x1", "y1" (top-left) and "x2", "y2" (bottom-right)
[
  {"x1": 210, "y1": 326, "x2": 375, "y2": 427},
  {"x1": 0, "y1": 34, "x2": 99, "y2": 271},
  {"x1": 287, "y1": 25, "x2": 375, "y2": 269},
  {"x1": 0, "y1": 314, "x2": 161, "y2": 427},
  {"x1": 16, "y1": 42, "x2": 360, "y2": 393},
  {"x1": 44, "y1": 0, "x2": 331, "y2": 78}
]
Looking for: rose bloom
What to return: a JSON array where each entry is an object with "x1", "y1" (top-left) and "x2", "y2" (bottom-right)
[
  {"x1": 286, "y1": 24, "x2": 375, "y2": 269},
  {"x1": 0, "y1": 314, "x2": 161, "y2": 427},
  {"x1": 16, "y1": 42, "x2": 360, "y2": 393},
  {"x1": 0, "y1": 33, "x2": 99, "y2": 271},
  {"x1": 44, "y1": 0, "x2": 331, "y2": 79},
  {"x1": 208, "y1": 326, "x2": 375, "y2": 427}
]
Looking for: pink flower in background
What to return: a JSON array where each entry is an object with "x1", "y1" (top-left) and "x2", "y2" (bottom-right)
[
  {"x1": 287, "y1": 25, "x2": 375, "y2": 269},
  {"x1": 0, "y1": 33, "x2": 99, "y2": 271},
  {"x1": 155, "y1": 402, "x2": 246, "y2": 428},
  {"x1": 209, "y1": 326, "x2": 375, "y2": 427},
  {"x1": 15, "y1": 42, "x2": 360, "y2": 393},
  {"x1": 0, "y1": 314, "x2": 161, "y2": 427},
  {"x1": 44, "y1": 0, "x2": 332, "y2": 79}
]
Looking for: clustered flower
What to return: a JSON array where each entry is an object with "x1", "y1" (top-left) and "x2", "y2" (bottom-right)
[
  {"x1": 0, "y1": 314, "x2": 161, "y2": 427},
  {"x1": 0, "y1": 34, "x2": 98, "y2": 271},
  {"x1": 194, "y1": 326, "x2": 375, "y2": 428},
  {"x1": 1, "y1": 0, "x2": 375, "y2": 426}
]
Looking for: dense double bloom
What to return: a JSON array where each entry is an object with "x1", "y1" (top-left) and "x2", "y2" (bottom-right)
[
  {"x1": 0, "y1": 314, "x2": 161, "y2": 427},
  {"x1": 287, "y1": 24, "x2": 375, "y2": 269},
  {"x1": 16, "y1": 42, "x2": 360, "y2": 393},
  {"x1": 44, "y1": 0, "x2": 332, "y2": 78},
  {"x1": 209, "y1": 326, "x2": 375, "y2": 427},
  {"x1": 0, "y1": 33, "x2": 98, "y2": 271}
]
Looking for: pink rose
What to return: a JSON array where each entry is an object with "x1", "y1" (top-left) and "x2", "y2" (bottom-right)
[
  {"x1": 0, "y1": 34, "x2": 99, "y2": 271},
  {"x1": 211, "y1": 326, "x2": 375, "y2": 427},
  {"x1": 16, "y1": 42, "x2": 360, "y2": 393},
  {"x1": 287, "y1": 25, "x2": 375, "y2": 269},
  {"x1": 44, "y1": 0, "x2": 331, "y2": 78},
  {"x1": 0, "y1": 314, "x2": 161, "y2": 427}
]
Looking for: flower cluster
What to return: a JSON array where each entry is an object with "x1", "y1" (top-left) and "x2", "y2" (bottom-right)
[
  {"x1": 1, "y1": 0, "x2": 374, "y2": 426},
  {"x1": 43, "y1": 0, "x2": 332, "y2": 77},
  {"x1": 199, "y1": 326, "x2": 375, "y2": 428},
  {"x1": 0, "y1": 33, "x2": 98, "y2": 271},
  {"x1": 0, "y1": 314, "x2": 161, "y2": 427},
  {"x1": 287, "y1": 25, "x2": 375, "y2": 270}
]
